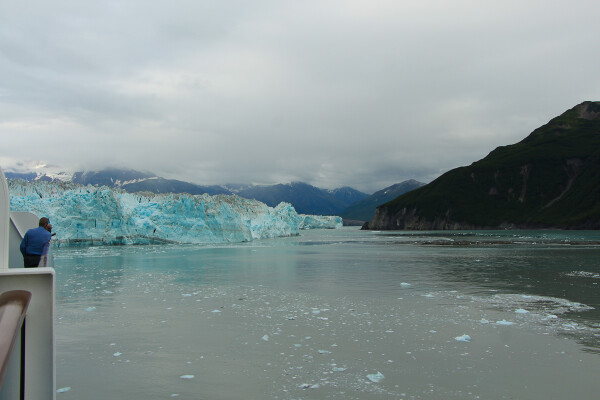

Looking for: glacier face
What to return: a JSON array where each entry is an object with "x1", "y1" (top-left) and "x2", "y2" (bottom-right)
[
  {"x1": 8, "y1": 180, "x2": 342, "y2": 246},
  {"x1": 299, "y1": 214, "x2": 343, "y2": 230}
]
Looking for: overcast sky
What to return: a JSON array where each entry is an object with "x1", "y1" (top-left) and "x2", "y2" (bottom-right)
[{"x1": 1, "y1": 0, "x2": 599, "y2": 193}]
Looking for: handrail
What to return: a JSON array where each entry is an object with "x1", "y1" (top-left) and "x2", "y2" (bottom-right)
[{"x1": 0, "y1": 290, "x2": 32, "y2": 388}]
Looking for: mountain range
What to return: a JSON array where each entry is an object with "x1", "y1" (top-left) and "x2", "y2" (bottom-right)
[
  {"x1": 230, "y1": 182, "x2": 368, "y2": 215},
  {"x1": 338, "y1": 180, "x2": 425, "y2": 222},
  {"x1": 72, "y1": 170, "x2": 232, "y2": 196},
  {"x1": 6, "y1": 101, "x2": 598, "y2": 229},
  {"x1": 364, "y1": 101, "x2": 600, "y2": 230},
  {"x1": 6, "y1": 167, "x2": 421, "y2": 218}
]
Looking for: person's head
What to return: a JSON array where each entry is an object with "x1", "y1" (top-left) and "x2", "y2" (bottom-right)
[{"x1": 39, "y1": 217, "x2": 50, "y2": 228}]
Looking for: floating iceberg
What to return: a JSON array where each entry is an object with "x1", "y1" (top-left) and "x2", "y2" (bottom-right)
[
  {"x1": 455, "y1": 334, "x2": 471, "y2": 342},
  {"x1": 8, "y1": 180, "x2": 341, "y2": 246},
  {"x1": 366, "y1": 371, "x2": 385, "y2": 383}
]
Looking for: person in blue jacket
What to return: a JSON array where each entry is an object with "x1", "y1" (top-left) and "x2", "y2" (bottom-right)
[{"x1": 20, "y1": 217, "x2": 53, "y2": 268}]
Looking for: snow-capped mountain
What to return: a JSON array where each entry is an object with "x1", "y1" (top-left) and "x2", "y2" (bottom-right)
[{"x1": 3, "y1": 161, "x2": 73, "y2": 182}]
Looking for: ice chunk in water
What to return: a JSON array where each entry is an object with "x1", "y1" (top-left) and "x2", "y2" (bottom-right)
[
  {"x1": 366, "y1": 371, "x2": 385, "y2": 383},
  {"x1": 455, "y1": 334, "x2": 471, "y2": 342},
  {"x1": 56, "y1": 387, "x2": 71, "y2": 393},
  {"x1": 299, "y1": 383, "x2": 320, "y2": 389},
  {"x1": 262, "y1": 335, "x2": 270, "y2": 341},
  {"x1": 496, "y1": 320, "x2": 514, "y2": 325},
  {"x1": 180, "y1": 375, "x2": 195, "y2": 379},
  {"x1": 515, "y1": 309, "x2": 529, "y2": 314}
]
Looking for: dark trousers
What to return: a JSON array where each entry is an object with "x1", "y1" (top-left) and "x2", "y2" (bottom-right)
[{"x1": 24, "y1": 254, "x2": 41, "y2": 268}]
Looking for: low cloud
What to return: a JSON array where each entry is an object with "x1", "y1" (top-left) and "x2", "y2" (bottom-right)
[{"x1": 1, "y1": 0, "x2": 599, "y2": 193}]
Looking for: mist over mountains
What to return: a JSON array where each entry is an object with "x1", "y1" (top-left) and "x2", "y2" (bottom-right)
[
  {"x1": 5, "y1": 101, "x2": 599, "y2": 230},
  {"x1": 72, "y1": 169, "x2": 232, "y2": 196}
]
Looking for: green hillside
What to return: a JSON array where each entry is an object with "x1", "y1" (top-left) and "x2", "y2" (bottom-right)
[{"x1": 365, "y1": 101, "x2": 600, "y2": 230}]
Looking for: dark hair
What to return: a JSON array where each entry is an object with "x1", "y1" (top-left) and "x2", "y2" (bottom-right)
[{"x1": 39, "y1": 217, "x2": 50, "y2": 227}]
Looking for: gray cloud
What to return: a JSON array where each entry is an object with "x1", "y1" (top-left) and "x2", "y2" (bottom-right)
[{"x1": 1, "y1": 0, "x2": 599, "y2": 193}]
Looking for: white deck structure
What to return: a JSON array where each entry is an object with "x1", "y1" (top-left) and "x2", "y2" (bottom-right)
[{"x1": 0, "y1": 166, "x2": 55, "y2": 400}]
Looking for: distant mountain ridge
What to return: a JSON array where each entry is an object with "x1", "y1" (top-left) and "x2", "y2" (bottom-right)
[
  {"x1": 231, "y1": 182, "x2": 368, "y2": 215},
  {"x1": 338, "y1": 180, "x2": 425, "y2": 222},
  {"x1": 365, "y1": 101, "x2": 600, "y2": 230},
  {"x1": 3, "y1": 162, "x2": 72, "y2": 182},
  {"x1": 6, "y1": 167, "x2": 370, "y2": 216},
  {"x1": 72, "y1": 169, "x2": 155, "y2": 187}
]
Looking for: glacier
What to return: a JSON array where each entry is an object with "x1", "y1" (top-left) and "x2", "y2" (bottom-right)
[
  {"x1": 299, "y1": 214, "x2": 344, "y2": 230},
  {"x1": 8, "y1": 180, "x2": 342, "y2": 246}
]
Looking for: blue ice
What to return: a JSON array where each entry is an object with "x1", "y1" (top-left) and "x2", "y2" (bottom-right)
[
  {"x1": 455, "y1": 334, "x2": 471, "y2": 342},
  {"x1": 366, "y1": 371, "x2": 385, "y2": 383}
]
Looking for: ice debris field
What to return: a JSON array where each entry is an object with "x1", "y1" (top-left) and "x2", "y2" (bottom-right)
[
  {"x1": 55, "y1": 270, "x2": 600, "y2": 400},
  {"x1": 8, "y1": 180, "x2": 341, "y2": 245}
]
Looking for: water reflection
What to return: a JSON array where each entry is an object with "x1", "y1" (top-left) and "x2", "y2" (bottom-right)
[
  {"x1": 52, "y1": 228, "x2": 600, "y2": 349},
  {"x1": 54, "y1": 247, "x2": 125, "y2": 306},
  {"x1": 51, "y1": 228, "x2": 600, "y2": 399}
]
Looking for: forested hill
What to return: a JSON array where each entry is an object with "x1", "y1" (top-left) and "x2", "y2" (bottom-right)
[{"x1": 364, "y1": 101, "x2": 600, "y2": 230}]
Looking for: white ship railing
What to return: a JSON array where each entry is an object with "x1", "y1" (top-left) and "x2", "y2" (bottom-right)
[
  {"x1": 0, "y1": 166, "x2": 55, "y2": 400},
  {"x1": 0, "y1": 290, "x2": 32, "y2": 392}
]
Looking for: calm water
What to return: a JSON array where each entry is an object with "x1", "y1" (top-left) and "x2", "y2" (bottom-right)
[{"x1": 53, "y1": 228, "x2": 600, "y2": 399}]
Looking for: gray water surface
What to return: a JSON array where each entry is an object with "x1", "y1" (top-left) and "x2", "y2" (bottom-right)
[{"x1": 54, "y1": 228, "x2": 600, "y2": 399}]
